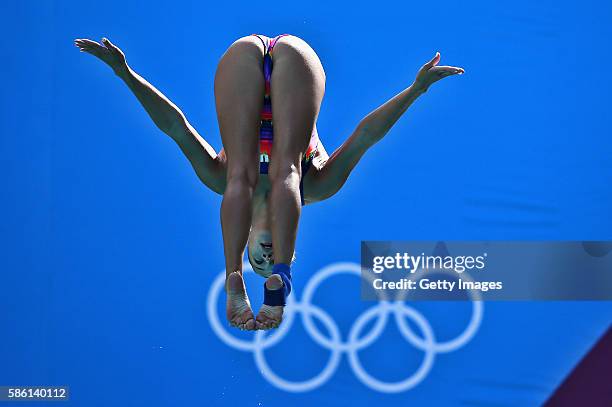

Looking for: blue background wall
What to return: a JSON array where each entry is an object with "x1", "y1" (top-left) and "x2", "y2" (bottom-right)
[{"x1": 1, "y1": 0, "x2": 611, "y2": 405}]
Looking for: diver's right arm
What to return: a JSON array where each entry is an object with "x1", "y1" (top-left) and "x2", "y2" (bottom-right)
[{"x1": 74, "y1": 37, "x2": 226, "y2": 194}]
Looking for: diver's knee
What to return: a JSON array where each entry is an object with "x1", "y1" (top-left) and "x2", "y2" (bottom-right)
[
  {"x1": 268, "y1": 157, "x2": 300, "y2": 185},
  {"x1": 227, "y1": 165, "x2": 259, "y2": 190}
]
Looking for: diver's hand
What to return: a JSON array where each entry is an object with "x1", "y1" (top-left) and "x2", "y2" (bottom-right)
[
  {"x1": 413, "y1": 52, "x2": 464, "y2": 93},
  {"x1": 74, "y1": 37, "x2": 128, "y2": 76}
]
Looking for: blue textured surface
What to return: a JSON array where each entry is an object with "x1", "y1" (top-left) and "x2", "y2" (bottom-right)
[{"x1": 1, "y1": 0, "x2": 611, "y2": 405}]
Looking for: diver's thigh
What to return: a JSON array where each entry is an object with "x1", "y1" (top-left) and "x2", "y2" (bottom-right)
[
  {"x1": 214, "y1": 36, "x2": 265, "y2": 174},
  {"x1": 269, "y1": 35, "x2": 326, "y2": 160}
]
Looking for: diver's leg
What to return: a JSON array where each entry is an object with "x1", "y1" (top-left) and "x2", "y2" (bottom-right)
[
  {"x1": 256, "y1": 35, "x2": 326, "y2": 329},
  {"x1": 214, "y1": 35, "x2": 265, "y2": 330}
]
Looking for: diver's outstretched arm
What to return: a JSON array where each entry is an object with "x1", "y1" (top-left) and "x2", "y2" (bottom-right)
[
  {"x1": 75, "y1": 38, "x2": 226, "y2": 194},
  {"x1": 304, "y1": 52, "x2": 463, "y2": 202}
]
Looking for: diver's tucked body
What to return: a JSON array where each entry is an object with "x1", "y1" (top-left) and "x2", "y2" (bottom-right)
[{"x1": 75, "y1": 33, "x2": 464, "y2": 331}]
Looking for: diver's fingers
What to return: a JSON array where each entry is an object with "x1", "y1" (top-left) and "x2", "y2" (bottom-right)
[
  {"x1": 74, "y1": 39, "x2": 107, "y2": 58},
  {"x1": 422, "y1": 52, "x2": 441, "y2": 71},
  {"x1": 429, "y1": 67, "x2": 463, "y2": 80},
  {"x1": 74, "y1": 39, "x2": 103, "y2": 52},
  {"x1": 102, "y1": 37, "x2": 121, "y2": 54},
  {"x1": 435, "y1": 71, "x2": 456, "y2": 79},
  {"x1": 75, "y1": 38, "x2": 102, "y2": 48},
  {"x1": 435, "y1": 65, "x2": 465, "y2": 75},
  {"x1": 74, "y1": 40, "x2": 91, "y2": 52}
]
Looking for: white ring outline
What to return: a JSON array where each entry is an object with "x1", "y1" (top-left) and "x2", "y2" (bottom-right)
[
  {"x1": 347, "y1": 304, "x2": 436, "y2": 393},
  {"x1": 393, "y1": 267, "x2": 484, "y2": 353}
]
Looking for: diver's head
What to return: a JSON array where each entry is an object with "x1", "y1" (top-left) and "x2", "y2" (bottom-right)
[
  {"x1": 247, "y1": 222, "x2": 296, "y2": 278},
  {"x1": 247, "y1": 226, "x2": 275, "y2": 278},
  {"x1": 247, "y1": 230, "x2": 297, "y2": 278}
]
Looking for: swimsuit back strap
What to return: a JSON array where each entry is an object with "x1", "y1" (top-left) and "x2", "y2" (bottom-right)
[
  {"x1": 268, "y1": 34, "x2": 291, "y2": 54},
  {"x1": 250, "y1": 34, "x2": 290, "y2": 55}
]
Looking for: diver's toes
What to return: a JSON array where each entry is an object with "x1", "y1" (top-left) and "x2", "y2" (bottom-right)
[
  {"x1": 255, "y1": 306, "x2": 283, "y2": 330},
  {"x1": 256, "y1": 315, "x2": 273, "y2": 330},
  {"x1": 243, "y1": 318, "x2": 256, "y2": 330},
  {"x1": 238, "y1": 313, "x2": 253, "y2": 326},
  {"x1": 255, "y1": 317, "x2": 267, "y2": 329},
  {"x1": 263, "y1": 316, "x2": 277, "y2": 329}
]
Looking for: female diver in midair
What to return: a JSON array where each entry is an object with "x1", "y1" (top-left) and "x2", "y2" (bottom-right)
[{"x1": 74, "y1": 34, "x2": 464, "y2": 331}]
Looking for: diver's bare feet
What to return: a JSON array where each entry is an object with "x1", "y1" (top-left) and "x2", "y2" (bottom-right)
[
  {"x1": 226, "y1": 271, "x2": 256, "y2": 330},
  {"x1": 255, "y1": 275, "x2": 284, "y2": 330}
]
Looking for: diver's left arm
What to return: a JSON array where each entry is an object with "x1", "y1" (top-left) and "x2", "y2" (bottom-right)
[{"x1": 303, "y1": 52, "x2": 463, "y2": 203}]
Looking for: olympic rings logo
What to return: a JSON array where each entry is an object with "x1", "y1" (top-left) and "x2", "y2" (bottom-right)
[{"x1": 206, "y1": 262, "x2": 484, "y2": 393}]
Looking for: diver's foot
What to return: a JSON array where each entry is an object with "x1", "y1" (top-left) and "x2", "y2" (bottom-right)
[
  {"x1": 225, "y1": 271, "x2": 256, "y2": 330},
  {"x1": 255, "y1": 275, "x2": 284, "y2": 330}
]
